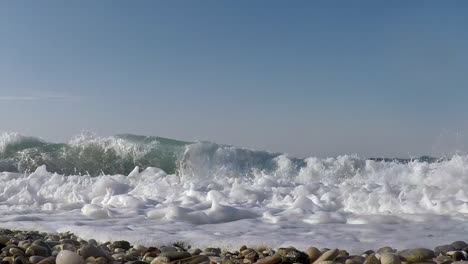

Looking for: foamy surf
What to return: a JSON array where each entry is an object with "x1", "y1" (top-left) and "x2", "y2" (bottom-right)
[{"x1": 1, "y1": 133, "x2": 468, "y2": 252}]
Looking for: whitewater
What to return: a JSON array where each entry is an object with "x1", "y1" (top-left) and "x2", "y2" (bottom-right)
[{"x1": 1, "y1": 132, "x2": 468, "y2": 253}]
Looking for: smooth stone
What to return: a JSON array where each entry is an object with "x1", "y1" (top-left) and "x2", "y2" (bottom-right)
[
  {"x1": 435, "y1": 255, "x2": 454, "y2": 264},
  {"x1": 0, "y1": 236, "x2": 9, "y2": 244},
  {"x1": 78, "y1": 245, "x2": 110, "y2": 260},
  {"x1": 345, "y1": 260, "x2": 362, "y2": 264},
  {"x1": 32, "y1": 240, "x2": 52, "y2": 255},
  {"x1": 29, "y1": 256, "x2": 46, "y2": 264},
  {"x1": 26, "y1": 244, "x2": 49, "y2": 257},
  {"x1": 143, "y1": 257, "x2": 155, "y2": 263},
  {"x1": 398, "y1": 249, "x2": 435, "y2": 263},
  {"x1": 276, "y1": 247, "x2": 308, "y2": 263},
  {"x1": 85, "y1": 256, "x2": 97, "y2": 263},
  {"x1": 18, "y1": 241, "x2": 31, "y2": 249},
  {"x1": 173, "y1": 255, "x2": 210, "y2": 264},
  {"x1": 95, "y1": 257, "x2": 108, "y2": 264},
  {"x1": 451, "y1": 243, "x2": 468, "y2": 251},
  {"x1": 153, "y1": 251, "x2": 192, "y2": 263},
  {"x1": 380, "y1": 253, "x2": 402, "y2": 264},
  {"x1": 222, "y1": 260, "x2": 242, "y2": 264},
  {"x1": 192, "y1": 249, "x2": 203, "y2": 255},
  {"x1": 315, "y1": 262, "x2": 338, "y2": 264},
  {"x1": 134, "y1": 245, "x2": 148, "y2": 252},
  {"x1": 12, "y1": 255, "x2": 28, "y2": 264},
  {"x1": 335, "y1": 256, "x2": 353, "y2": 264},
  {"x1": 452, "y1": 252, "x2": 466, "y2": 261},
  {"x1": 112, "y1": 253, "x2": 125, "y2": 260},
  {"x1": 9, "y1": 247, "x2": 25, "y2": 256},
  {"x1": 379, "y1": 248, "x2": 397, "y2": 254},
  {"x1": 363, "y1": 254, "x2": 380, "y2": 264},
  {"x1": 160, "y1": 247, "x2": 179, "y2": 253},
  {"x1": 112, "y1": 241, "x2": 131, "y2": 251},
  {"x1": 36, "y1": 257, "x2": 56, "y2": 264},
  {"x1": 307, "y1": 247, "x2": 322, "y2": 263},
  {"x1": 350, "y1": 256, "x2": 366, "y2": 263},
  {"x1": 314, "y1": 249, "x2": 340, "y2": 263},
  {"x1": 3, "y1": 256, "x2": 15, "y2": 263},
  {"x1": 256, "y1": 256, "x2": 282, "y2": 264},
  {"x1": 124, "y1": 252, "x2": 139, "y2": 261},
  {"x1": 44, "y1": 241, "x2": 60, "y2": 249},
  {"x1": 435, "y1": 246, "x2": 456, "y2": 256},
  {"x1": 56, "y1": 250, "x2": 83, "y2": 264},
  {"x1": 114, "y1": 248, "x2": 126, "y2": 253},
  {"x1": 144, "y1": 251, "x2": 160, "y2": 261}
]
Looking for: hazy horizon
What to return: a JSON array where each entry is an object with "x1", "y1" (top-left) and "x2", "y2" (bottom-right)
[{"x1": 2, "y1": 1, "x2": 468, "y2": 158}]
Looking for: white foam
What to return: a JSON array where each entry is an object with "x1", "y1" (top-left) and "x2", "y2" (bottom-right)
[{"x1": 2, "y1": 155, "x2": 468, "y2": 252}]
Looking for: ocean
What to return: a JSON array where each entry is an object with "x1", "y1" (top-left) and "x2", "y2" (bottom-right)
[{"x1": 0, "y1": 131, "x2": 467, "y2": 252}]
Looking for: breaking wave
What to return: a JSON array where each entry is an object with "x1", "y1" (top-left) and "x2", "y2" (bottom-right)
[{"x1": 0, "y1": 132, "x2": 439, "y2": 177}]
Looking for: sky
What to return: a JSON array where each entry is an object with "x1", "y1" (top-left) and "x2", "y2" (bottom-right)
[{"x1": 1, "y1": 1, "x2": 468, "y2": 158}]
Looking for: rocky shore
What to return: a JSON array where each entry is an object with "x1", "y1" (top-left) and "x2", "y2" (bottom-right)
[{"x1": 0, "y1": 229, "x2": 467, "y2": 264}]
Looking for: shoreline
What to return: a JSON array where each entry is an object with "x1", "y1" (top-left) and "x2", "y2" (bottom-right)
[{"x1": 0, "y1": 228, "x2": 465, "y2": 264}]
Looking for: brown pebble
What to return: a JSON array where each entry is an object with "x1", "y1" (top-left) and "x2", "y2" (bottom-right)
[
  {"x1": 363, "y1": 254, "x2": 380, "y2": 264},
  {"x1": 307, "y1": 247, "x2": 322, "y2": 263},
  {"x1": 314, "y1": 249, "x2": 340, "y2": 263},
  {"x1": 255, "y1": 255, "x2": 282, "y2": 264}
]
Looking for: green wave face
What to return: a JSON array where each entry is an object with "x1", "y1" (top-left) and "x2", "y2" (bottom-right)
[{"x1": 0, "y1": 133, "x2": 191, "y2": 175}]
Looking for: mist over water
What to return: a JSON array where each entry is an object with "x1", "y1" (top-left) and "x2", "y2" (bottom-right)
[{"x1": 1, "y1": 131, "x2": 468, "y2": 250}]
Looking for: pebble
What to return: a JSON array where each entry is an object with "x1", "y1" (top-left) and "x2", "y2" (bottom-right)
[
  {"x1": 363, "y1": 254, "x2": 380, "y2": 264},
  {"x1": 435, "y1": 246, "x2": 456, "y2": 256},
  {"x1": 29, "y1": 256, "x2": 46, "y2": 264},
  {"x1": 78, "y1": 244, "x2": 110, "y2": 259},
  {"x1": 378, "y1": 247, "x2": 396, "y2": 254},
  {"x1": 113, "y1": 240, "x2": 131, "y2": 251},
  {"x1": 56, "y1": 249, "x2": 83, "y2": 264},
  {"x1": 398, "y1": 248, "x2": 435, "y2": 263},
  {"x1": 2, "y1": 228, "x2": 468, "y2": 264},
  {"x1": 276, "y1": 247, "x2": 308, "y2": 263},
  {"x1": 307, "y1": 247, "x2": 322, "y2": 263},
  {"x1": 256, "y1": 255, "x2": 282, "y2": 264},
  {"x1": 314, "y1": 249, "x2": 340, "y2": 263},
  {"x1": 380, "y1": 253, "x2": 401, "y2": 264},
  {"x1": 451, "y1": 242, "x2": 468, "y2": 250},
  {"x1": 151, "y1": 251, "x2": 192, "y2": 263}
]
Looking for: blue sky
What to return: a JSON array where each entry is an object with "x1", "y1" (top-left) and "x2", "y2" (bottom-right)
[{"x1": 1, "y1": 1, "x2": 468, "y2": 157}]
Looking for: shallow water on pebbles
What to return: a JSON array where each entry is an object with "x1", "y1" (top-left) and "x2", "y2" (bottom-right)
[{"x1": 3, "y1": 154, "x2": 468, "y2": 252}]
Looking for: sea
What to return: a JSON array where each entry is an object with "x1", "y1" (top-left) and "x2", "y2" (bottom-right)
[{"x1": 0, "y1": 131, "x2": 467, "y2": 252}]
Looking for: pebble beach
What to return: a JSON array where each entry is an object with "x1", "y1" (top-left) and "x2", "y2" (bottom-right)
[{"x1": 1, "y1": 228, "x2": 467, "y2": 264}]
